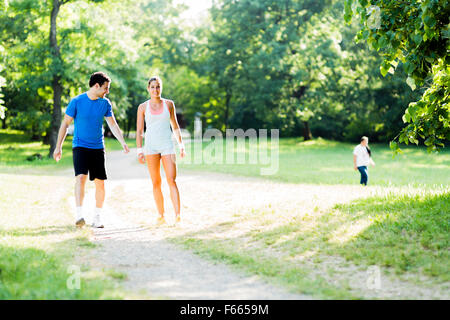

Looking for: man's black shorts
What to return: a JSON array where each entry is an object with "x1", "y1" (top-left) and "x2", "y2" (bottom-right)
[{"x1": 73, "y1": 147, "x2": 107, "y2": 181}]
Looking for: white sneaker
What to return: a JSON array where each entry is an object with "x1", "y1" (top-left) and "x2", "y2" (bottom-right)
[{"x1": 91, "y1": 215, "x2": 104, "y2": 228}]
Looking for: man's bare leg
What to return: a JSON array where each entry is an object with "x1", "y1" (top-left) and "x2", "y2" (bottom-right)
[
  {"x1": 75, "y1": 174, "x2": 88, "y2": 227},
  {"x1": 94, "y1": 178, "x2": 105, "y2": 208},
  {"x1": 92, "y1": 179, "x2": 105, "y2": 228}
]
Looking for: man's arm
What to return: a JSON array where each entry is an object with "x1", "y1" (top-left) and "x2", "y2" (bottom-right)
[
  {"x1": 353, "y1": 154, "x2": 357, "y2": 170},
  {"x1": 53, "y1": 114, "x2": 74, "y2": 162},
  {"x1": 105, "y1": 115, "x2": 130, "y2": 153}
]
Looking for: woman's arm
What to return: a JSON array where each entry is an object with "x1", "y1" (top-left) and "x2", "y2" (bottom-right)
[
  {"x1": 167, "y1": 100, "x2": 186, "y2": 158},
  {"x1": 136, "y1": 104, "x2": 146, "y2": 163}
]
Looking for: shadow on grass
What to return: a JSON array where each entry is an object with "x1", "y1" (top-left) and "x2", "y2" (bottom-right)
[
  {"x1": 0, "y1": 237, "x2": 120, "y2": 299},
  {"x1": 169, "y1": 191, "x2": 449, "y2": 284},
  {"x1": 334, "y1": 191, "x2": 449, "y2": 280},
  {"x1": 0, "y1": 130, "x2": 135, "y2": 172},
  {"x1": 0, "y1": 222, "x2": 122, "y2": 299}
]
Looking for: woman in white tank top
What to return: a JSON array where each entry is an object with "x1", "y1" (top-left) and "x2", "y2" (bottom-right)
[{"x1": 136, "y1": 76, "x2": 186, "y2": 225}]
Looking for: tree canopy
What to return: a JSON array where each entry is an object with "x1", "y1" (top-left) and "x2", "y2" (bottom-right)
[
  {"x1": 345, "y1": 0, "x2": 449, "y2": 152},
  {"x1": 0, "y1": 0, "x2": 447, "y2": 153}
]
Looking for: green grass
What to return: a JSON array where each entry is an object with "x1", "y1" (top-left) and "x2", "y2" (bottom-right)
[
  {"x1": 1, "y1": 130, "x2": 448, "y2": 298},
  {"x1": 169, "y1": 188, "x2": 449, "y2": 298},
  {"x1": 170, "y1": 237, "x2": 359, "y2": 299},
  {"x1": 104, "y1": 269, "x2": 128, "y2": 281},
  {"x1": 334, "y1": 191, "x2": 450, "y2": 279},
  {"x1": 254, "y1": 190, "x2": 449, "y2": 279},
  {"x1": 0, "y1": 129, "x2": 136, "y2": 171},
  {"x1": 178, "y1": 137, "x2": 450, "y2": 187},
  {"x1": 0, "y1": 240, "x2": 120, "y2": 299},
  {"x1": 2, "y1": 129, "x2": 448, "y2": 188},
  {"x1": 0, "y1": 171, "x2": 126, "y2": 299}
]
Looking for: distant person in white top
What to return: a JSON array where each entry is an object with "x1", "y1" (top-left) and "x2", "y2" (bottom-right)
[
  {"x1": 136, "y1": 76, "x2": 186, "y2": 225},
  {"x1": 353, "y1": 136, "x2": 375, "y2": 186}
]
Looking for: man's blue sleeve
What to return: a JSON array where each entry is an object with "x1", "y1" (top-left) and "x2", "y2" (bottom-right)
[
  {"x1": 105, "y1": 99, "x2": 113, "y2": 117},
  {"x1": 65, "y1": 98, "x2": 77, "y2": 118}
]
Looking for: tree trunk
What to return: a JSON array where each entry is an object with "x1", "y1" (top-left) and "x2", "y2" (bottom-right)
[
  {"x1": 224, "y1": 88, "x2": 231, "y2": 131},
  {"x1": 48, "y1": 0, "x2": 63, "y2": 158},
  {"x1": 125, "y1": 118, "x2": 131, "y2": 138},
  {"x1": 303, "y1": 120, "x2": 312, "y2": 141}
]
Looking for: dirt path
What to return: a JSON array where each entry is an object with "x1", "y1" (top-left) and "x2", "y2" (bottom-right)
[
  {"x1": 73, "y1": 149, "x2": 448, "y2": 299},
  {"x1": 74, "y1": 150, "x2": 312, "y2": 299}
]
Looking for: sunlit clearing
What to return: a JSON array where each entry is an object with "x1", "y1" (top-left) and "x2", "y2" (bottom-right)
[{"x1": 328, "y1": 217, "x2": 373, "y2": 245}]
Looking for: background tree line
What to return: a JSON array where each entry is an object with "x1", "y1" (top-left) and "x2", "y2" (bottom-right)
[{"x1": 0, "y1": 0, "x2": 447, "y2": 157}]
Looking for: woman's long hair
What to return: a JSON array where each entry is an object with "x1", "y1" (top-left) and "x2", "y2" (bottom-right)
[{"x1": 361, "y1": 136, "x2": 372, "y2": 157}]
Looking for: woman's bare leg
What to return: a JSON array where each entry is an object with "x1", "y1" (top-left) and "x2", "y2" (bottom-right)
[
  {"x1": 161, "y1": 154, "x2": 180, "y2": 217},
  {"x1": 146, "y1": 154, "x2": 164, "y2": 217}
]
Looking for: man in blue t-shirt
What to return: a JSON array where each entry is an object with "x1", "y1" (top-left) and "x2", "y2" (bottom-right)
[{"x1": 53, "y1": 71, "x2": 130, "y2": 228}]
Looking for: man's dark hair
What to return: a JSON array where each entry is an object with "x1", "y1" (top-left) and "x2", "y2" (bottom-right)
[{"x1": 89, "y1": 71, "x2": 111, "y2": 88}]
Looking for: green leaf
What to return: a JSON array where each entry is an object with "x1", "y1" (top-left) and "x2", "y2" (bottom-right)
[
  {"x1": 344, "y1": 0, "x2": 354, "y2": 23},
  {"x1": 378, "y1": 35, "x2": 388, "y2": 48},
  {"x1": 403, "y1": 61, "x2": 417, "y2": 74},
  {"x1": 380, "y1": 65, "x2": 388, "y2": 77},
  {"x1": 423, "y1": 15, "x2": 437, "y2": 28},
  {"x1": 406, "y1": 77, "x2": 416, "y2": 90},
  {"x1": 389, "y1": 141, "x2": 398, "y2": 150},
  {"x1": 402, "y1": 112, "x2": 411, "y2": 123},
  {"x1": 359, "y1": 0, "x2": 369, "y2": 7},
  {"x1": 412, "y1": 33, "x2": 422, "y2": 45},
  {"x1": 409, "y1": 136, "x2": 419, "y2": 145},
  {"x1": 362, "y1": 30, "x2": 369, "y2": 40},
  {"x1": 424, "y1": 137, "x2": 434, "y2": 146},
  {"x1": 380, "y1": 61, "x2": 391, "y2": 77}
]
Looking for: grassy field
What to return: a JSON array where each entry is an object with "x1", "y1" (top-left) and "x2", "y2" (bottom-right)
[
  {"x1": 2, "y1": 129, "x2": 448, "y2": 188},
  {"x1": 178, "y1": 138, "x2": 450, "y2": 188},
  {"x1": 0, "y1": 129, "x2": 136, "y2": 172},
  {"x1": 0, "y1": 173, "x2": 127, "y2": 299},
  {"x1": 0, "y1": 130, "x2": 137, "y2": 299},
  {"x1": 168, "y1": 189, "x2": 449, "y2": 296},
  {"x1": 1, "y1": 129, "x2": 449, "y2": 298},
  {"x1": 333, "y1": 191, "x2": 449, "y2": 280},
  {"x1": 172, "y1": 137, "x2": 449, "y2": 297}
]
